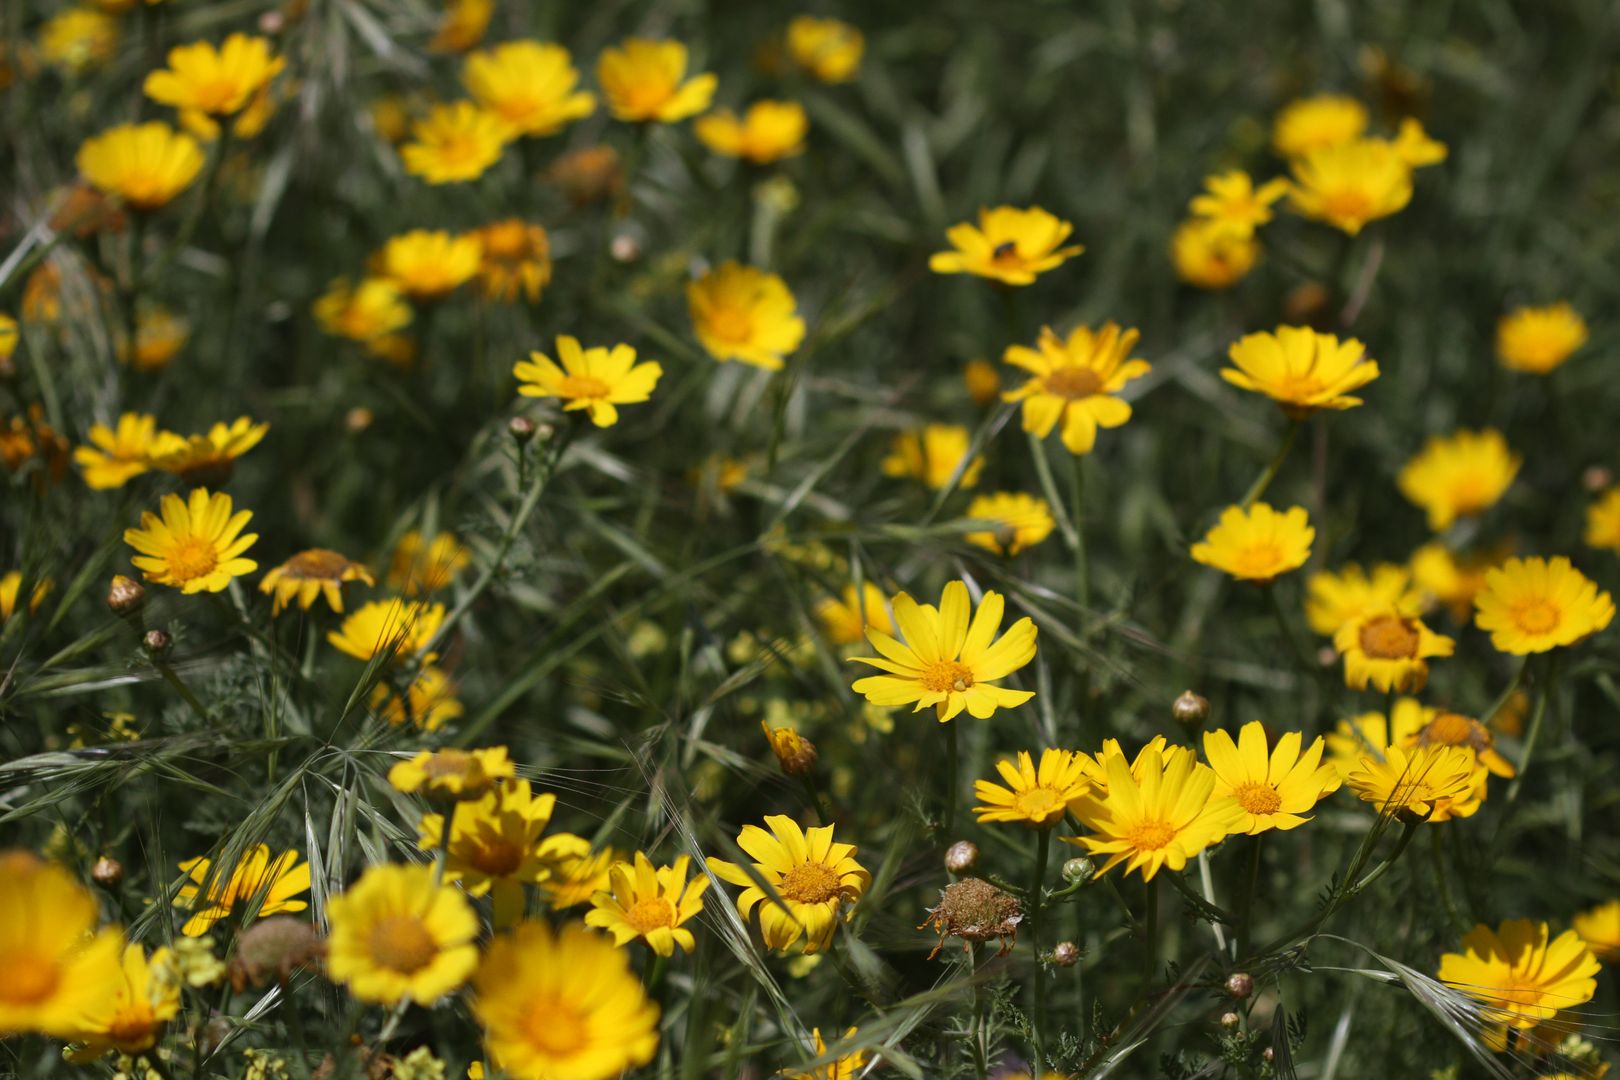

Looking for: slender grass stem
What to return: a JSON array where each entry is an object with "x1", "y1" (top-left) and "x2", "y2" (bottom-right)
[
  {"x1": 1029, "y1": 827, "x2": 1051, "y2": 1069},
  {"x1": 968, "y1": 944, "x2": 989, "y2": 1080},
  {"x1": 1236, "y1": 833, "x2": 1264, "y2": 960},
  {"x1": 1241, "y1": 419, "x2": 1301, "y2": 508},
  {"x1": 942, "y1": 721, "x2": 959, "y2": 834},
  {"x1": 1143, "y1": 875, "x2": 1160, "y2": 985},
  {"x1": 1506, "y1": 655, "x2": 1554, "y2": 805}
]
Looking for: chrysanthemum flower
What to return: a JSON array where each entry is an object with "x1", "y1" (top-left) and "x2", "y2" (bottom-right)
[
  {"x1": 314, "y1": 277, "x2": 413, "y2": 343},
  {"x1": 73, "y1": 412, "x2": 157, "y2": 490},
  {"x1": 782, "y1": 1028, "x2": 870, "y2": 1080},
  {"x1": 815, "y1": 582, "x2": 894, "y2": 646},
  {"x1": 972, "y1": 749, "x2": 1090, "y2": 828},
  {"x1": 148, "y1": 416, "x2": 269, "y2": 486},
  {"x1": 1392, "y1": 118, "x2": 1448, "y2": 167},
  {"x1": 0, "y1": 572, "x2": 51, "y2": 622},
  {"x1": 964, "y1": 491, "x2": 1055, "y2": 556},
  {"x1": 1222, "y1": 326, "x2": 1378, "y2": 416},
  {"x1": 143, "y1": 34, "x2": 284, "y2": 116},
  {"x1": 1170, "y1": 218, "x2": 1259, "y2": 290},
  {"x1": 327, "y1": 863, "x2": 479, "y2": 1005},
  {"x1": 881, "y1": 424, "x2": 984, "y2": 490},
  {"x1": 1397, "y1": 428, "x2": 1520, "y2": 531},
  {"x1": 123, "y1": 307, "x2": 189, "y2": 371},
  {"x1": 1003, "y1": 322, "x2": 1150, "y2": 454},
  {"x1": 123, "y1": 487, "x2": 257, "y2": 594},
  {"x1": 401, "y1": 101, "x2": 513, "y2": 185},
  {"x1": 328, "y1": 598, "x2": 445, "y2": 662},
  {"x1": 473, "y1": 920, "x2": 660, "y2": 1079},
  {"x1": 388, "y1": 746, "x2": 514, "y2": 801},
  {"x1": 1437, "y1": 920, "x2": 1600, "y2": 1049},
  {"x1": 1287, "y1": 137, "x2": 1413, "y2": 235},
  {"x1": 1405, "y1": 709, "x2": 1516, "y2": 779},
  {"x1": 929, "y1": 206, "x2": 1083, "y2": 286},
  {"x1": 1496, "y1": 302, "x2": 1588, "y2": 374},
  {"x1": 1473, "y1": 556, "x2": 1614, "y2": 655},
  {"x1": 544, "y1": 846, "x2": 628, "y2": 909},
  {"x1": 463, "y1": 40, "x2": 595, "y2": 137},
  {"x1": 1334, "y1": 606, "x2": 1454, "y2": 693},
  {"x1": 1586, "y1": 489, "x2": 1620, "y2": 554},
  {"x1": 1190, "y1": 503, "x2": 1313, "y2": 583},
  {"x1": 0, "y1": 851, "x2": 124, "y2": 1039},
  {"x1": 371, "y1": 665, "x2": 464, "y2": 731},
  {"x1": 1410, "y1": 542, "x2": 1502, "y2": 622},
  {"x1": 585, "y1": 852, "x2": 710, "y2": 956},
  {"x1": 375, "y1": 229, "x2": 483, "y2": 302},
  {"x1": 76, "y1": 122, "x2": 205, "y2": 210},
  {"x1": 259, "y1": 549, "x2": 374, "y2": 615},
  {"x1": 596, "y1": 38, "x2": 716, "y2": 123},
  {"x1": 1202, "y1": 722, "x2": 1340, "y2": 835},
  {"x1": 1329, "y1": 702, "x2": 1493, "y2": 823},
  {"x1": 1065, "y1": 745, "x2": 1245, "y2": 880},
  {"x1": 39, "y1": 8, "x2": 118, "y2": 72},
  {"x1": 963, "y1": 358, "x2": 1000, "y2": 404},
  {"x1": 1573, "y1": 899, "x2": 1620, "y2": 963},
  {"x1": 687, "y1": 261, "x2": 806, "y2": 370},
  {"x1": 1304, "y1": 562, "x2": 1420, "y2": 635},
  {"x1": 1344, "y1": 743, "x2": 1478, "y2": 820},
  {"x1": 1189, "y1": 170, "x2": 1290, "y2": 238},
  {"x1": 473, "y1": 219, "x2": 551, "y2": 303},
  {"x1": 178, "y1": 78, "x2": 280, "y2": 142},
  {"x1": 1271, "y1": 94, "x2": 1369, "y2": 158},
  {"x1": 849, "y1": 580, "x2": 1037, "y2": 722},
  {"x1": 708, "y1": 815, "x2": 870, "y2": 954},
  {"x1": 514, "y1": 335, "x2": 663, "y2": 427},
  {"x1": 174, "y1": 844, "x2": 309, "y2": 936},
  {"x1": 786, "y1": 16, "x2": 864, "y2": 82},
  {"x1": 429, "y1": 0, "x2": 492, "y2": 53},
  {"x1": 386, "y1": 531, "x2": 470, "y2": 595},
  {"x1": 72, "y1": 943, "x2": 181, "y2": 1058},
  {"x1": 696, "y1": 100, "x2": 809, "y2": 163}
]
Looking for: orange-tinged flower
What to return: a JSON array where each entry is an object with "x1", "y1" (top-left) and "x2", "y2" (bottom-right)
[
  {"x1": 314, "y1": 277, "x2": 412, "y2": 343},
  {"x1": 430, "y1": 0, "x2": 493, "y2": 54},
  {"x1": 1333, "y1": 607, "x2": 1454, "y2": 693},
  {"x1": 259, "y1": 549, "x2": 374, "y2": 615},
  {"x1": 463, "y1": 40, "x2": 596, "y2": 137},
  {"x1": 695, "y1": 100, "x2": 808, "y2": 163},
  {"x1": 0, "y1": 852, "x2": 125, "y2": 1038},
  {"x1": 1170, "y1": 218, "x2": 1259, "y2": 290},
  {"x1": 473, "y1": 220, "x2": 551, "y2": 303},
  {"x1": 596, "y1": 38, "x2": 716, "y2": 123}
]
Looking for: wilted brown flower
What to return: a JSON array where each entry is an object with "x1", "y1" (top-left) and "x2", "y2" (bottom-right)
[
  {"x1": 919, "y1": 877, "x2": 1023, "y2": 960},
  {"x1": 229, "y1": 916, "x2": 326, "y2": 991}
]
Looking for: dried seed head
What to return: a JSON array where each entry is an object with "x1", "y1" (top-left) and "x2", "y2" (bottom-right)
[
  {"x1": 90, "y1": 855, "x2": 124, "y2": 888},
  {"x1": 106, "y1": 574, "x2": 145, "y2": 615},
  {"x1": 229, "y1": 917, "x2": 326, "y2": 991},
  {"x1": 1052, "y1": 940, "x2": 1081, "y2": 967},
  {"x1": 944, "y1": 840, "x2": 979, "y2": 875},
  {"x1": 1172, "y1": 689, "x2": 1210, "y2": 730},
  {"x1": 1225, "y1": 972, "x2": 1254, "y2": 999},
  {"x1": 920, "y1": 877, "x2": 1023, "y2": 959}
]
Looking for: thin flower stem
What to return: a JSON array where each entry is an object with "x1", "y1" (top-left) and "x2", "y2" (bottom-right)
[
  {"x1": 1143, "y1": 875, "x2": 1160, "y2": 985},
  {"x1": 1506, "y1": 654, "x2": 1555, "y2": 805},
  {"x1": 942, "y1": 721, "x2": 959, "y2": 834},
  {"x1": 1481, "y1": 656, "x2": 1532, "y2": 729},
  {"x1": 1344, "y1": 817, "x2": 1421, "y2": 897},
  {"x1": 1236, "y1": 833, "x2": 1264, "y2": 960},
  {"x1": 282, "y1": 987, "x2": 315, "y2": 1080},
  {"x1": 155, "y1": 660, "x2": 212, "y2": 726},
  {"x1": 1264, "y1": 584, "x2": 1316, "y2": 677},
  {"x1": 1429, "y1": 828, "x2": 1462, "y2": 929},
  {"x1": 1067, "y1": 451, "x2": 1093, "y2": 727},
  {"x1": 1026, "y1": 431, "x2": 1079, "y2": 550},
  {"x1": 1241, "y1": 418, "x2": 1301, "y2": 508},
  {"x1": 968, "y1": 944, "x2": 989, "y2": 1080},
  {"x1": 1028, "y1": 827, "x2": 1051, "y2": 1070}
]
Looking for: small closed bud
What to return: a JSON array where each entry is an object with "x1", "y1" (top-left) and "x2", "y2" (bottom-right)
[
  {"x1": 1225, "y1": 972, "x2": 1254, "y2": 999},
  {"x1": 90, "y1": 856, "x2": 124, "y2": 888},
  {"x1": 344, "y1": 407, "x2": 373, "y2": 433},
  {"x1": 1220, "y1": 1011, "x2": 1241, "y2": 1029},
  {"x1": 142, "y1": 628, "x2": 171, "y2": 655},
  {"x1": 1052, "y1": 940, "x2": 1081, "y2": 967},
  {"x1": 106, "y1": 575, "x2": 145, "y2": 615},
  {"x1": 1172, "y1": 690, "x2": 1210, "y2": 730},
  {"x1": 761, "y1": 721, "x2": 817, "y2": 777},
  {"x1": 1262, "y1": 1047, "x2": 1275, "y2": 1063},
  {"x1": 610, "y1": 233, "x2": 641, "y2": 262},
  {"x1": 1583, "y1": 465, "x2": 1613, "y2": 493},
  {"x1": 1061, "y1": 856, "x2": 1095, "y2": 884},
  {"x1": 508, "y1": 415, "x2": 537, "y2": 443},
  {"x1": 1316, "y1": 644, "x2": 1338, "y2": 668},
  {"x1": 534, "y1": 423, "x2": 556, "y2": 444},
  {"x1": 944, "y1": 840, "x2": 978, "y2": 875},
  {"x1": 257, "y1": 9, "x2": 285, "y2": 33}
]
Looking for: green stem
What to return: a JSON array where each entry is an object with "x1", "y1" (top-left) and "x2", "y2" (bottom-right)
[
  {"x1": 1242, "y1": 419, "x2": 1301, "y2": 507},
  {"x1": 1029, "y1": 827, "x2": 1051, "y2": 1069},
  {"x1": 1067, "y1": 451, "x2": 1092, "y2": 730},
  {"x1": 1505, "y1": 655, "x2": 1554, "y2": 805},
  {"x1": 283, "y1": 988, "x2": 315, "y2": 1080},
  {"x1": 968, "y1": 945, "x2": 989, "y2": 1080},
  {"x1": 1481, "y1": 656, "x2": 1532, "y2": 729},
  {"x1": 1236, "y1": 833, "x2": 1264, "y2": 961},
  {"x1": 1430, "y1": 828, "x2": 1461, "y2": 929},
  {"x1": 1143, "y1": 875, "x2": 1160, "y2": 986},
  {"x1": 154, "y1": 660, "x2": 211, "y2": 725},
  {"x1": 942, "y1": 722, "x2": 959, "y2": 834}
]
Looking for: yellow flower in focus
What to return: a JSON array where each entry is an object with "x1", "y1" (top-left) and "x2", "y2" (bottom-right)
[
  {"x1": 388, "y1": 746, "x2": 514, "y2": 801},
  {"x1": 1202, "y1": 721, "x2": 1340, "y2": 835},
  {"x1": 1272, "y1": 94, "x2": 1368, "y2": 158},
  {"x1": 1391, "y1": 118, "x2": 1447, "y2": 167},
  {"x1": 74, "y1": 943, "x2": 181, "y2": 1057},
  {"x1": 401, "y1": 101, "x2": 512, "y2": 185},
  {"x1": 174, "y1": 844, "x2": 309, "y2": 936},
  {"x1": 963, "y1": 358, "x2": 1000, "y2": 404},
  {"x1": 1003, "y1": 323, "x2": 1150, "y2": 455},
  {"x1": 1170, "y1": 218, "x2": 1259, "y2": 290},
  {"x1": 964, "y1": 491, "x2": 1055, "y2": 556},
  {"x1": 39, "y1": 8, "x2": 118, "y2": 72},
  {"x1": 143, "y1": 34, "x2": 284, "y2": 116},
  {"x1": 327, "y1": 598, "x2": 445, "y2": 662},
  {"x1": 1222, "y1": 325, "x2": 1378, "y2": 416},
  {"x1": 372, "y1": 665, "x2": 464, "y2": 732},
  {"x1": 707, "y1": 815, "x2": 869, "y2": 954},
  {"x1": 74, "y1": 412, "x2": 157, "y2": 490},
  {"x1": 1344, "y1": 743, "x2": 1478, "y2": 820},
  {"x1": 1586, "y1": 489, "x2": 1620, "y2": 553},
  {"x1": 544, "y1": 846, "x2": 627, "y2": 909},
  {"x1": 881, "y1": 424, "x2": 984, "y2": 490},
  {"x1": 1496, "y1": 302, "x2": 1587, "y2": 375},
  {"x1": 1190, "y1": 503, "x2": 1314, "y2": 583},
  {"x1": 123, "y1": 306, "x2": 189, "y2": 371},
  {"x1": 314, "y1": 277, "x2": 413, "y2": 343},
  {"x1": 473, "y1": 220, "x2": 551, "y2": 303},
  {"x1": 430, "y1": 0, "x2": 493, "y2": 54},
  {"x1": 786, "y1": 16, "x2": 864, "y2": 83},
  {"x1": 696, "y1": 101, "x2": 809, "y2": 163},
  {"x1": 326, "y1": 863, "x2": 479, "y2": 1005},
  {"x1": 1288, "y1": 138, "x2": 1413, "y2": 235},
  {"x1": 849, "y1": 579, "x2": 1037, "y2": 722},
  {"x1": 77, "y1": 123, "x2": 205, "y2": 211},
  {"x1": 376, "y1": 230, "x2": 483, "y2": 302},
  {"x1": 972, "y1": 749, "x2": 1090, "y2": 828},
  {"x1": 123, "y1": 487, "x2": 258, "y2": 594},
  {"x1": 1304, "y1": 562, "x2": 1420, "y2": 635},
  {"x1": 687, "y1": 262, "x2": 806, "y2": 370},
  {"x1": 815, "y1": 582, "x2": 894, "y2": 646},
  {"x1": 464, "y1": 41, "x2": 595, "y2": 137},
  {"x1": 1397, "y1": 428, "x2": 1520, "y2": 531},
  {"x1": 0, "y1": 852, "x2": 124, "y2": 1039},
  {"x1": 1573, "y1": 899, "x2": 1620, "y2": 963},
  {"x1": 781, "y1": 1027, "x2": 870, "y2": 1080},
  {"x1": 0, "y1": 572, "x2": 51, "y2": 622},
  {"x1": 585, "y1": 852, "x2": 710, "y2": 957},
  {"x1": 473, "y1": 921, "x2": 660, "y2": 1080},
  {"x1": 387, "y1": 531, "x2": 471, "y2": 595},
  {"x1": 1333, "y1": 607, "x2": 1454, "y2": 693},
  {"x1": 259, "y1": 549, "x2": 375, "y2": 615},
  {"x1": 596, "y1": 38, "x2": 717, "y2": 123},
  {"x1": 1437, "y1": 920, "x2": 1599, "y2": 1049},
  {"x1": 514, "y1": 335, "x2": 664, "y2": 428},
  {"x1": 1188, "y1": 170, "x2": 1290, "y2": 238},
  {"x1": 929, "y1": 206, "x2": 1083, "y2": 286},
  {"x1": 148, "y1": 416, "x2": 269, "y2": 486},
  {"x1": 1473, "y1": 556, "x2": 1614, "y2": 655}
]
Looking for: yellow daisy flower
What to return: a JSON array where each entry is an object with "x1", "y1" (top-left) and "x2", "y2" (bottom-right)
[
  {"x1": 1403, "y1": 708, "x2": 1516, "y2": 779},
  {"x1": 473, "y1": 920, "x2": 660, "y2": 1080},
  {"x1": 972, "y1": 748, "x2": 1090, "y2": 828},
  {"x1": 1221, "y1": 325, "x2": 1379, "y2": 416},
  {"x1": 815, "y1": 582, "x2": 895, "y2": 646},
  {"x1": 40, "y1": 8, "x2": 118, "y2": 71},
  {"x1": 1327, "y1": 705, "x2": 1489, "y2": 824},
  {"x1": 314, "y1": 277, "x2": 413, "y2": 343},
  {"x1": 401, "y1": 101, "x2": 513, "y2": 185},
  {"x1": 686, "y1": 261, "x2": 806, "y2": 370},
  {"x1": 786, "y1": 16, "x2": 864, "y2": 83},
  {"x1": 963, "y1": 358, "x2": 1001, "y2": 404},
  {"x1": 543, "y1": 846, "x2": 628, "y2": 909},
  {"x1": 1304, "y1": 562, "x2": 1420, "y2": 635},
  {"x1": 1496, "y1": 302, "x2": 1588, "y2": 374},
  {"x1": 123, "y1": 487, "x2": 258, "y2": 594},
  {"x1": 513, "y1": 335, "x2": 664, "y2": 428},
  {"x1": 880, "y1": 424, "x2": 984, "y2": 490},
  {"x1": 0, "y1": 572, "x2": 51, "y2": 622},
  {"x1": 327, "y1": 863, "x2": 479, "y2": 1005},
  {"x1": 1202, "y1": 721, "x2": 1340, "y2": 835},
  {"x1": 1288, "y1": 137, "x2": 1413, "y2": 235},
  {"x1": 0, "y1": 851, "x2": 124, "y2": 1039},
  {"x1": 178, "y1": 76, "x2": 282, "y2": 142},
  {"x1": 1397, "y1": 428, "x2": 1520, "y2": 531},
  {"x1": 148, "y1": 416, "x2": 269, "y2": 486},
  {"x1": 473, "y1": 220, "x2": 552, "y2": 303},
  {"x1": 1573, "y1": 899, "x2": 1620, "y2": 963},
  {"x1": 123, "y1": 307, "x2": 189, "y2": 372},
  {"x1": 388, "y1": 746, "x2": 514, "y2": 801},
  {"x1": 707, "y1": 815, "x2": 870, "y2": 954},
  {"x1": 1190, "y1": 503, "x2": 1314, "y2": 583},
  {"x1": 1333, "y1": 606, "x2": 1454, "y2": 693},
  {"x1": 584, "y1": 852, "x2": 710, "y2": 956},
  {"x1": 259, "y1": 549, "x2": 374, "y2": 615},
  {"x1": 1343, "y1": 743, "x2": 1478, "y2": 820},
  {"x1": 1188, "y1": 170, "x2": 1290, "y2": 238},
  {"x1": 328, "y1": 598, "x2": 446, "y2": 662},
  {"x1": 1271, "y1": 94, "x2": 1369, "y2": 158},
  {"x1": 1170, "y1": 218, "x2": 1259, "y2": 290},
  {"x1": 1003, "y1": 322, "x2": 1150, "y2": 454},
  {"x1": 1585, "y1": 489, "x2": 1620, "y2": 553},
  {"x1": 929, "y1": 205, "x2": 1083, "y2": 285},
  {"x1": 964, "y1": 491, "x2": 1055, "y2": 556},
  {"x1": 376, "y1": 229, "x2": 483, "y2": 302},
  {"x1": 596, "y1": 38, "x2": 716, "y2": 123},
  {"x1": 695, "y1": 100, "x2": 809, "y2": 163},
  {"x1": 1473, "y1": 556, "x2": 1614, "y2": 655},
  {"x1": 1437, "y1": 920, "x2": 1600, "y2": 1049},
  {"x1": 73, "y1": 412, "x2": 158, "y2": 490},
  {"x1": 429, "y1": 0, "x2": 492, "y2": 53},
  {"x1": 143, "y1": 34, "x2": 284, "y2": 116},
  {"x1": 849, "y1": 579, "x2": 1037, "y2": 722},
  {"x1": 463, "y1": 40, "x2": 595, "y2": 137},
  {"x1": 73, "y1": 943, "x2": 181, "y2": 1058},
  {"x1": 386, "y1": 530, "x2": 470, "y2": 595},
  {"x1": 781, "y1": 1027, "x2": 870, "y2": 1080},
  {"x1": 1391, "y1": 118, "x2": 1448, "y2": 168},
  {"x1": 76, "y1": 122, "x2": 205, "y2": 211},
  {"x1": 371, "y1": 665, "x2": 464, "y2": 732},
  {"x1": 174, "y1": 844, "x2": 309, "y2": 936},
  {"x1": 1410, "y1": 541, "x2": 1501, "y2": 623}
]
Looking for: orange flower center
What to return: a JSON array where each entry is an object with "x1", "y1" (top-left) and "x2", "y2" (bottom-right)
[
  {"x1": 1233, "y1": 781, "x2": 1282, "y2": 816},
  {"x1": 281, "y1": 549, "x2": 353, "y2": 581},
  {"x1": 1232, "y1": 542, "x2": 1286, "y2": 579},
  {"x1": 1358, "y1": 614, "x2": 1419, "y2": 659},
  {"x1": 435, "y1": 135, "x2": 488, "y2": 171},
  {"x1": 920, "y1": 660, "x2": 974, "y2": 694},
  {"x1": 522, "y1": 996, "x2": 589, "y2": 1056},
  {"x1": 0, "y1": 953, "x2": 59, "y2": 1004},
  {"x1": 1421, "y1": 713, "x2": 1484, "y2": 751},
  {"x1": 1126, "y1": 819, "x2": 1177, "y2": 851},
  {"x1": 559, "y1": 374, "x2": 612, "y2": 401},
  {"x1": 779, "y1": 861, "x2": 841, "y2": 904},
  {"x1": 367, "y1": 914, "x2": 437, "y2": 973},
  {"x1": 465, "y1": 837, "x2": 525, "y2": 878},
  {"x1": 706, "y1": 305, "x2": 754, "y2": 344},
  {"x1": 626, "y1": 896, "x2": 677, "y2": 934},
  {"x1": 1013, "y1": 787, "x2": 1065, "y2": 821},
  {"x1": 1043, "y1": 366, "x2": 1103, "y2": 401},
  {"x1": 1322, "y1": 189, "x2": 1373, "y2": 222},
  {"x1": 106, "y1": 1004, "x2": 157, "y2": 1048},
  {"x1": 194, "y1": 79, "x2": 244, "y2": 113},
  {"x1": 1510, "y1": 598, "x2": 1560, "y2": 635},
  {"x1": 165, "y1": 537, "x2": 220, "y2": 582}
]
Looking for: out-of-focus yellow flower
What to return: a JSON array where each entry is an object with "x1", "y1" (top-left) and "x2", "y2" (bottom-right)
[
  {"x1": 401, "y1": 101, "x2": 513, "y2": 185},
  {"x1": 0, "y1": 572, "x2": 52, "y2": 622},
  {"x1": 148, "y1": 416, "x2": 269, "y2": 486},
  {"x1": 973, "y1": 748, "x2": 1090, "y2": 828},
  {"x1": 376, "y1": 230, "x2": 483, "y2": 302},
  {"x1": 1473, "y1": 556, "x2": 1614, "y2": 655},
  {"x1": 1, "y1": 405, "x2": 70, "y2": 484},
  {"x1": 71, "y1": 943, "x2": 181, "y2": 1059},
  {"x1": 1496, "y1": 302, "x2": 1587, "y2": 375},
  {"x1": 387, "y1": 531, "x2": 470, "y2": 595},
  {"x1": 1344, "y1": 743, "x2": 1477, "y2": 820},
  {"x1": 327, "y1": 864, "x2": 479, "y2": 1005},
  {"x1": 314, "y1": 277, "x2": 412, "y2": 343},
  {"x1": 964, "y1": 492, "x2": 1055, "y2": 556},
  {"x1": 1003, "y1": 322, "x2": 1150, "y2": 455},
  {"x1": 544, "y1": 847, "x2": 628, "y2": 909},
  {"x1": 1437, "y1": 920, "x2": 1599, "y2": 1050},
  {"x1": 0, "y1": 852, "x2": 125, "y2": 1038},
  {"x1": 74, "y1": 412, "x2": 157, "y2": 490},
  {"x1": 514, "y1": 335, "x2": 664, "y2": 428},
  {"x1": 77, "y1": 123, "x2": 205, "y2": 211},
  {"x1": 372, "y1": 665, "x2": 464, "y2": 731},
  {"x1": 708, "y1": 815, "x2": 869, "y2": 953},
  {"x1": 430, "y1": 0, "x2": 493, "y2": 54},
  {"x1": 259, "y1": 549, "x2": 374, "y2": 615},
  {"x1": 815, "y1": 582, "x2": 894, "y2": 646},
  {"x1": 1203, "y1": 721, "x2": 1340, "y2": 835},
  {"x1": 695, "y1": 101, "x2": 808, "y2": 163},
  {"x1": 547, "y1": 145, "x2": 625, "y2": 207},
  {"x1": 1333, "y1": 607, "x2": 1454, "y2": 693},
  {"x1": 1391, "y1": 118, "x2": 1447, "y2": 167},
  {"x1": 1410, "y1": 542, "x2": 1502, "y2": 623},
  {"x1": 178, "y1": 77, "x2": 283, "y2": 142},
  {"x1": 585, "y1": 852, "x2": 710, "y2": 957},
  {"x1": 463, "y1": 40, "x2": 596, "y2": 137},
  {"x1": 21, "y1": 265, "x2": 63, "y2": 325},
  {"x1": 388, "y1": 746, "x2": 513, "y2": 801},
  {"x1": 122, "y1": 307, "x2": 189, "y2": 372},
  {"x1": 1188, "y1": 170, "x2": 1289, "y2": 239},
  {"x1": 174, "y1": 844, "x2": 308, "y2": 936},
  {"x1": 1585, "y1": 489, "x2": 1620, "y2": 553},
  {"x1": 328, "y1": 598, "x2": 445, "y2": 662},
  {"x1": 1397, "y1": 428, "x2": 1519, "y2": 531},
  {"x1": 39, "y1": 8, "x2": 118, "y2": 72},
  {"x1": 1287, "y1": 138, "x2": 1413, "y2": 235},
  {"x1": 1272, "y1": 93, "x2": 1368, "y2": 158},
  {"x1": 369, "y1": 95, "x2": 413, "y2": 144},
  {"x1": 1170, "y1": 218, "x2": 1259, "y2": 290},
  {"x1": 881, "y1": 424, "x2": 984, "y2": 490},
  {"x1": 761, "y1": 720, "x2": 818, "y2": 776},
  {"x1": 1222, "y1": 327, "x2": 1378, "y2": 416},
  {"x1": 143, "y1": 34, "x2": 284, "y2": 116},
  {"x1": 596, "y1": 38, "x2": 717, "y2": 123},
  {"x1": 1190, "y1": 503, "x2": 1313, "y2": 583},
  {"x1": 1304, "y1": 562, "x2": 1420, "y2": 635},
  {"x1": 786, "y1": 16, "x2": 864, "y2": 83},
  {"x1": 687, "y1": 262, "x2": 806, "y2": 370},
  {"x1": 929, "y1": 206, "x2": 1082, "y2": 286},
  {"x1": 963, "y1": 359, "x2": 1000, "y2": 404},
  {"x1": 780, "y1": 1028, "x2": 869, "y2": 1080},
  {"x1": 0, "y1": 315, "x2": 16, "y2": 362},
  {"x1": 473, "y1": 220, "x2": 551, "y2": 303},
  {"x1": 123, "y1": 488, "x2": 258, "y2": 594},
  {"x1": 1574, "y1": 899, "x2": 1620, "y2": 963},
  {"x1": 1404, "y1": 708, "x2": 1516, "y2": 780}
]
